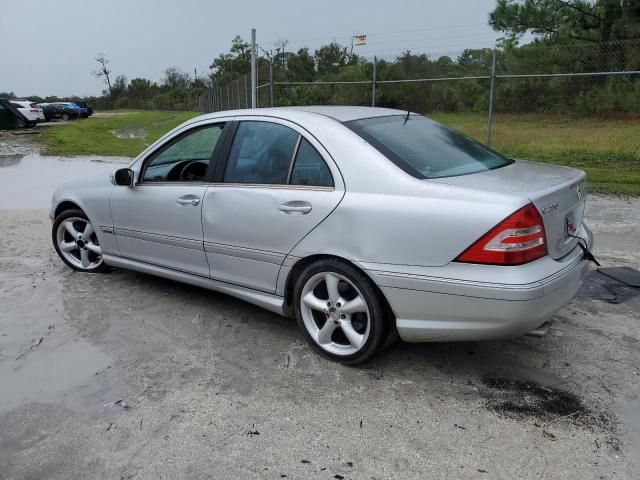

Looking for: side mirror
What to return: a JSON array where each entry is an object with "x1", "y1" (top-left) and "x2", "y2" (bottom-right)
[{"x1": 114, "y1": 168, "x2": 134, "y2": 186}]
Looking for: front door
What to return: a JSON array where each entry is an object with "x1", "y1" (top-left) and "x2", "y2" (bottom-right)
[
  {"x1": 110, "y1": 122, "x2": 226, "y2": 277},
  {"x1": 202, "y1": 119, "x2": 344, "y2": 292}
]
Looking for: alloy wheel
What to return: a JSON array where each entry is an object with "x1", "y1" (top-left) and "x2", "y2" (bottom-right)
[
  {"x1": 56, "y1": 217, "x2": 103, "y2": 270},
  {"x1": 299, "y1": 271, "x2": 371, "y2": 356}
]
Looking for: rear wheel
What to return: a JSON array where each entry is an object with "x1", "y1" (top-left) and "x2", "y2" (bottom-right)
[
  {"x1": 16, "y1": 117, "x2": 26, "y2": 128},
  {"x1": 61, "y1": 113, "x2": 70, "y2": 121},
  {"x1": 52, "y1": 209, "x2": 108, "y2": 273},
  {"x1": 293, "y1": 259, "x2": 386, "y2": 365}
]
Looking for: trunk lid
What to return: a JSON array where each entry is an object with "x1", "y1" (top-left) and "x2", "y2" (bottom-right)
[{"x1": 431, "y1": 160, "x2": 587, "y2": 260}]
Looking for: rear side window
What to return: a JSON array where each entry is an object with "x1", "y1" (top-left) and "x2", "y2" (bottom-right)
[
  {"x1": 290, "y1": 138, "x2": 334, "y2": 187},
  {"x1": 345, "y1": 115, "x2": 511, "y2": 179},
  {"x1": 224, "y1": 121, "x2": 299, "y2": 185}
]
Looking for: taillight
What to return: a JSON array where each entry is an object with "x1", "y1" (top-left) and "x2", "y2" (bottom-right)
[
  {"x1": 30, "y1": 109, "x2": 39, "y2": 112},
  {"x1": 455, "y1": 203, "x2": 547, "y2": 266}
]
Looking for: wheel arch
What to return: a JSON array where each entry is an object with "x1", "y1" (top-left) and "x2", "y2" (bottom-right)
[
  {"x1": 283, "y1": 254, "x2": 396, "y2": 328},
  {"x1": 54, "y1": 200, "x2": 84, "y2": 218}
]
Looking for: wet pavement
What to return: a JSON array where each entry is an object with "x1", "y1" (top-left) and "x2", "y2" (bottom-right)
[
  {"x1": 0, "y1": 133, "x2": 639, "y2": 479},
  {"x1": 0, "y1": 132, "x2": 129, "y2": 209}
]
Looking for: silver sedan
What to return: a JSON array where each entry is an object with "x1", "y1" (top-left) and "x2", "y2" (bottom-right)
[{"x1": 50, "y1": 106, "x2": 593, "y2": 364}]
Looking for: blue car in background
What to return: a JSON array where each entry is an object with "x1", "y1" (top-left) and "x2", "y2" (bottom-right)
[{"x1": 64, "y1": 102, "x2": 86, "y2": 118}]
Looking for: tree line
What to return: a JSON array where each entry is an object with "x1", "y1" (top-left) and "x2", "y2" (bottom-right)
[{"x1": 4, "y1": 0, "x2": 640, "y2": 115}]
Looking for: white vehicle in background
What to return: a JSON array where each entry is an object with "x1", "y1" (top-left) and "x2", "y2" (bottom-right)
[{"x1": 10, "y1": 100, "x2": 45, "y2": 127}]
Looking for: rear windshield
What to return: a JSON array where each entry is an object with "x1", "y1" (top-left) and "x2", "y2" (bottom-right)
[{"x1": 345, "y1": 115, "x2": 512, "y2": 179}]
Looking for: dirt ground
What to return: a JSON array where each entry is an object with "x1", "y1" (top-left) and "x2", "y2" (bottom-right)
[{"x1": 0, "y1": 138, "x2": 639, "y2": 479}]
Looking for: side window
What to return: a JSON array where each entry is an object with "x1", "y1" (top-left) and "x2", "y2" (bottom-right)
[
  {"x1": 290, "y1": 138, "x2": 334, "y2": 187},
  {"x1": 142, "y1": 124, "x2": 224, "y2": 182},
  {"x1": 224, "y1": 121, "x2": 299, "y2": 185}
]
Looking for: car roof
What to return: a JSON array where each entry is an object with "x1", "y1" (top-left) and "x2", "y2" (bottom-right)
[{"x1": 198, "y1": 106, "x2": 408, "y2": 124}]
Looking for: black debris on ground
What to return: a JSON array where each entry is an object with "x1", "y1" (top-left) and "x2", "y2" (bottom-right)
[{"x1": 576, "y1": 270, "x2": 639, "y2": 304}]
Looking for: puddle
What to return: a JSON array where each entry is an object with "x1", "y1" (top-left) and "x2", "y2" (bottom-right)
[
  {"x1": 0, "y1": 152, "x2": 130, "y2": 209},
  {"x1": 0, "y1": 340, "x2": 112, "y2": 414},
  {"x1": 112, "y1": 126, "x2": 146, "y2": 139}
]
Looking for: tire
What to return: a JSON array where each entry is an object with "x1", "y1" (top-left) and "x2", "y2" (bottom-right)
[
  {"x1": 27, "y1": 122, "x2": 36, "y2": 128},
  {"x1": 61, "y1": 113, "x2": 70, "y2": 121},
  {"x1": 293, "y1": 259, "x2": 387, "y2": 365},
  {"x1": 16, "y1": 117, "x2": 26, "y2": 128},
  {"x1": 52, "y1": 209, "x2": 108, "y2": 273}
]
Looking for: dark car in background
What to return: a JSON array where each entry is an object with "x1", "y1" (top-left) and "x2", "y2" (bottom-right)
[
  {"x1": 39, "y1": 103, "x2": 81, "y2": 121},
  {"x1": 73, "y1": 101, "x2": 93, "y2": 117}
]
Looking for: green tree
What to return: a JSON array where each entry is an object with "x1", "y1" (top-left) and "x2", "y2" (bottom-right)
[
  {"x1": 111, "y1": 75, "x2": 128, "y2": 97},
  {"x1": 162, "y1": 68, "x2": 191, "y2": 89},
  {"x1": 209, "y1": 36, "x2": 251, "y2": 86},
  {"x1": 286, "y1": 48, "x2": 316, "y2": 81},
  {"x1": 490, "y1": 0, "x2": 640, "y2": 43}
]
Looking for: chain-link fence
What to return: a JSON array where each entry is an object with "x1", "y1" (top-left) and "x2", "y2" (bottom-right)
[{"x1": 200, "y1": 40, "x2": 640, "y2": 190}]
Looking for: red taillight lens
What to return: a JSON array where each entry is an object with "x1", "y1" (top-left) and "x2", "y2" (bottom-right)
[
  {"x1": 455, "y1": 203, "x2": 547, "y2": 266},
  {"x1": 30, "y1": 109, "x2": 39, "y2": 112}
]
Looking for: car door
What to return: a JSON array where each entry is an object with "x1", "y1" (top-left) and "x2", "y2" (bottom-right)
[
  {"x1": 202, "y1": 118, "x2": 345, "y2": 293},
  {"x1": 109, "y1": 122, "x2": 227, "y2": 277}
]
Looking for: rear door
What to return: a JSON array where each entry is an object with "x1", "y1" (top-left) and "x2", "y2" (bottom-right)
[{"x1": 202, "y1": 117, "x2": 344, "y2": 293}]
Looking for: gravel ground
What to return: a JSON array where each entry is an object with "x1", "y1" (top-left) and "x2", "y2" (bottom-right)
[{"x1": 0, "y1": 139, "x2": 639, "y2": 479}]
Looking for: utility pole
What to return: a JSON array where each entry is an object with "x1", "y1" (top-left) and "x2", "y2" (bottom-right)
[
  {"x1": 486, "y1": 48, "x2": 497, "y2": 146},
  {"x1": 251, "y1": 28, "x2": 257, "y2": 109},
  {"x1": 269, "y1": 60, "x2": 274, "y2": 107},
  {"x1": 371, "y1": 56, "x2": 377, "y2": 107}
]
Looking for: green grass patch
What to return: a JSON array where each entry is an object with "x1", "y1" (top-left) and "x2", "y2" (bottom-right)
[
  {"x1": 431, "y1": 113, "x2": 640, "y2": 196},
  {"x1": 42, "y1": 110, "x2": 200, "y2": 157},
  {"x1": 41, "y1": 110, "x2": 639, "y2": 195}
]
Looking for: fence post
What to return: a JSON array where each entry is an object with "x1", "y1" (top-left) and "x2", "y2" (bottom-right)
[
  {"x1": 269, "y1": 60, "x2": 274, "y2": 107},
  {"x1": 244, "y1": 76, "x2": 248, "y2": 108},
  {"x1": 251, "y1": 28, "x2": 257, "y2": 108},
  {"x1": 371, "y1": 56, "x2": 377, "y2": 107},
  {"x1": 486, "y1": 48, "x2": 497, "y2": 146}
]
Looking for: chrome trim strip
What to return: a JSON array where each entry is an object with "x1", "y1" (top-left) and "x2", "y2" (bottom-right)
[
  {"x1": 114, "y1": 227, "x2": 203, "y2": 251},
  {"x1": 100, "y1": 226, "x2": 114, "y2": 234},
  {"x1": 134, "y1": 182, "x2": 209, "y2": 187},
  {"x1": 371, "y1": 250, "x2": 584, "y2": 292},
  {"x1": 102, "y1": 254, "x2": 285, "y2": 316},
  {"x1": 204, "y1": 242, "x2": 286, "y2": 265},
  {"x1": 209, "y1": 182, "x2": 334, "y2": 192}
]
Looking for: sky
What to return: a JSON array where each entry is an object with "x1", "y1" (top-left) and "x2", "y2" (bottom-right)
[{"x1": 0, "y1": 0, "x2": 506, "y2": 97}]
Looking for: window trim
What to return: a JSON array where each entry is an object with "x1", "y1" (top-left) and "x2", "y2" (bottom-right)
[
  {"x1": 137, "y1": 122, "x2": 227, "y2": 186},
  {"x1": 220, "y1": 119, "x2": 335, "y2": 189}
]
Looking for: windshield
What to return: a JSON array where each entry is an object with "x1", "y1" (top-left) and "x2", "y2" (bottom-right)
[{"x1": 345, "y1": 115, "x2": 512, "y2": 179}]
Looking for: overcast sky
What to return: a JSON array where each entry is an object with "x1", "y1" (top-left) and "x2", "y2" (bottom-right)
[{"x1": 0, "y1": 0, "x2": 505, "y2": 97}]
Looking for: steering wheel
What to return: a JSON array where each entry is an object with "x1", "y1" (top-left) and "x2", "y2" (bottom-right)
[{"x1": 179, "y1": 161, "x2": 207, "y2": 181}]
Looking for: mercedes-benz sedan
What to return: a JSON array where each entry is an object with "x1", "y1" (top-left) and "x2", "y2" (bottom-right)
[{"x1": 50, "y1": 106, "x2": 593, "y2": 364}]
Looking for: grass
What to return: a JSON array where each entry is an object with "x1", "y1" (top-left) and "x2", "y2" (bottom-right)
[
  {"x1": 40, "y1": 109, "x2": 640, "y2": 195},
  {"x1": 431, "y1": 113, "x2": 640, "y2": 196},
  {"x1": 42, "y1": 110, "x2": 199, "y2": 157}
]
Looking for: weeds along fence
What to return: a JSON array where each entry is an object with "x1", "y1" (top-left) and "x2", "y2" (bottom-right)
[{"x1": 200, "y1": 39, "x2": 640, "y2": 177}]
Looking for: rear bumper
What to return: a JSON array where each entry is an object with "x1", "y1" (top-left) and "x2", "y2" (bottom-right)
[{"x1": 363, "y1": 226, "x2": 592, "y2": 342}]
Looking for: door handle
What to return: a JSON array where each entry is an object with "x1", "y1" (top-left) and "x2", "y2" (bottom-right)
[
  {"x1": 279, "y1": 201, "x2": 312, "y2": 214},
  {"x1": 176, "y1": 195, "x2": 200, "y2": 206}
]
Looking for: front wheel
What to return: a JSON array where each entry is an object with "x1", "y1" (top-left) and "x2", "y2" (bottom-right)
[
  {"x1": 293, "y1": 259, "x2": 386, "y2": 365},
  {"x1": 52, "y1": 209, "x2": 108, "y2": 273},
  {"x1": 61, "y1": 113, "x2": 70, "y2": 121}
]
